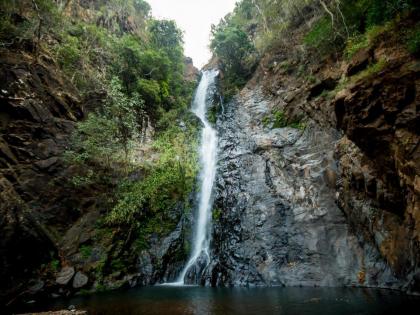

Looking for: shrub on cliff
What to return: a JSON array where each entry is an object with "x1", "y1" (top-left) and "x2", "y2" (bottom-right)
[
  {"x1": 210, "y1": 18, "x2": 257, "y2": 98},
  {"x1": 106, "y1": 122, "x2": 199, "y2": 225},
  {"x1": 65, "y1": 78, "x2": 145, "y2": 167},
  {"x1": 304, "y1": 0, "x2": 420, "y2": 56},
  {"x1": 407, "y1": 27, "x2": 420, "y2": 56}
]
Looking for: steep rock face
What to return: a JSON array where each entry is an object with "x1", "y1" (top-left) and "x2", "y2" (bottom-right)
[
  {"x1": 204, "y1": 24, "x2": 419, "y2": 293},
  {"x1": 56, "y1": 199, "x2": 192, "y2": 290},
  {"x1": 62, "y1": 0, "x2": 145, "y2": 33},
  {"x1": 0, "y1": 49, "x2": 83, "y2": 300},
  {"x1": 184, "y1": 57, "x2": 200, "y2": 82},
  {"x1": 0, "y1": 46, "x2": 196, "y2": 308},
  {"x1": 334, "y1": 56, "x2": 420, "y2": 292},
  {"x1": 204, "y1": 87, "x2": 397, "y2": 288}
]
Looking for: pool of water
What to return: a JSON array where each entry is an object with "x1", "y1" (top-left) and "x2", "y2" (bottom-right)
[{"x1": 13, "y1": 286, "x2": 420, "y2": 315}]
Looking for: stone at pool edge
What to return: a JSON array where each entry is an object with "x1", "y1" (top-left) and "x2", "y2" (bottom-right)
[
  {"x1": 73, "y1": 271, "x2": 89, "y2": 289},
  {"x1": 55, "y1": 267, "x2": 75, "y2": 286}
]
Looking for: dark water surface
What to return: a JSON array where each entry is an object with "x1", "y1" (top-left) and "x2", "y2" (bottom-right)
[{"x1": 14, "y1": 286, "x2": 420, "y2": 315}]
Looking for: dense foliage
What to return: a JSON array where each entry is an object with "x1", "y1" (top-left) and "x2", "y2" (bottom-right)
[
  {"x1": 210, "y1": 0, "x2": 420, "y2": 96},
  {"x1": 107, "y1": 121, "x2": 199, "y2": 225},
  {"x1": 65, "y1": 78, "x2": 145, "y2": 168},
  {"x1": 0, "y1": 0, "x2": 198, "y2": 230},
  {"x1": 210, "y1": 23, "x2": 256, "y2": 97},
  {"x1": 304, "y1": 0, "x2": 420, "y2": 55}
]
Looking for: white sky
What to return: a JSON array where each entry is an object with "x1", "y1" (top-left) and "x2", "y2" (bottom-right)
[{"x1": 147, "y1": 0, "x2": 237, "y2": 68}]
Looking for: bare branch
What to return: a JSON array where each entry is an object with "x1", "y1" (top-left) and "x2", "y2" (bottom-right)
[
  {"x1": 252, "y1": 0, "x2": 269, "y2": 33},
  {"x1": 335, "y1": 0, "x2": 349, "y2": 38},
  {"x1": 319, "y1": 0, "x2": 334, "y2": 29},
  {"x1": 31, "y1": 0, "x2": 43, "y2": 60}
]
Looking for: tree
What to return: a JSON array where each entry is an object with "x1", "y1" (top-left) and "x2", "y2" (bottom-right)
[
  {"x1": 147, "y1": 19, "x2": 186, "y2": 111},
  {"x1": 133, "y1": 0, "x2": 151, "y2": 17},
  {"x1": 148, "y1": 19, "x2": 184, "y2": 71},
  {"x1": 210, "y1": 24, "x2": 255, "y2": 76},
  {"x1": 0, "y1": 0, "x2": 58, "y2": 46},
  {"x1": 138, "y1": 49, "x2": 170, "y2": 82},
  {"x1": 149, "y1": 19, "x2": 184, "y2": 51},
  {"x1": 137, "y1": 78, "x2": 161, "y2": 110},
  {"x1": 69, "y1": 77, "x2": 145, "y2": 165},
  {"x1": 106, "y1": 77, "x2": 145, "y2": 157}
]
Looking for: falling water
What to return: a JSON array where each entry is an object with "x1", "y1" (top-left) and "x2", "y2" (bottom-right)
[{"x1": 173, "y1": 70, "x2": 219, "y2": 285}]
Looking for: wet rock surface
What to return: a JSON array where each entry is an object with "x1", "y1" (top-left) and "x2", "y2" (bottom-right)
[
  {"x1": 137, "y1": 210, "x2": 193, "y2": 285},
  {"x1": 198, "y1": 27, "x2": 420, "y2": 293},
  {"x1": 204, "y1": 87, "x2": 398, "y2": 288}
]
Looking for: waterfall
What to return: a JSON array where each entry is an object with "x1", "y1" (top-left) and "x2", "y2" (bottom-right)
[{"x1": 173, "y1": 70, "x2": 219, "y2": 285}]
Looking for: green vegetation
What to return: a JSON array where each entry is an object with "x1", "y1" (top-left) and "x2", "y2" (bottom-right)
[
  {"x1": 110, "y1": 258, "x2": 126, "y2": 272},
  {"x1": 212, "y1": 208, "x2": 222, "y2": 221},
  {"x1": 1, "y1": 0, "x2": 192, "y2": 115},
  {"x1": 304, "y1": 17, "x2": 339, "y2": 56},
  {"x1": 262, "y1": 110, "x2": 306, "y2": 130},
  {"x1": 365, "y1": 0, "x2": 418, "y2": 26},
  {"x1": 406, "y1": 26, "x2": 420, "y2": 55},
  {"x1": 207, "y1": 103, "x2": 220, "y2": 125},
  {"x1": 210, "y1": 22, "x2": 257, "y2": 97},
  {"x1": 289, "y1": 121, "x2": 306, "y2": 131},
  {"x1": 327, "y1": 58, "x2": 387, "y2": 97},
  {"x1": 303, "y1": 0, "x2": 420, "y2": 57},
  {"x1": 0, "y1": 0, "x2": 59, "y2": 46},
  {"x1": 344, "y1": 23, "x2": 395, "y2": 59},
  {"x1": 209, "y1": 0, "x2": 419, "y2": 97},
  {"x1": 133, "y1": 215, "x2": 180, "y2": 252},
  {"x1": 272, "y1": 111, "x2": 287, "y2": 129},
  {"x1": 133, "y1": 233, "x2": 149, "y2": 252},
  {"x1": 50, "y1": 259, "x2": 60, "y2": 272},
  {"x1": 106, "y1": 121, "x2": 198, "y2": 225},
  {"x1": 94, "y1": 254, "x2": 108, "y2": 284},
  {"x1": 70, "y1": 171, "x2": 95, "y2": 188},
  {"x1": 352, "y1": 59, "x2": 387, "y2": 81},
  {"x1": 0, "y1": 1, "x2": 200, "y2": 264},
  {"x1": 66, "y1": 77, "x2": 145, "y2": 168},
  {"x1": 80, "y1": 245, "x2": 93, "y2": 259}
]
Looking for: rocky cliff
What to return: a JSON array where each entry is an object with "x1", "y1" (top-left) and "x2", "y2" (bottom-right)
[
  {"x1": 1, "y1": 0, "x2": 199, "y2": 309},
  {"x1": 0, "y1": 47, "x2": 84, "y2": 302},
  {"x1": 205, "y1": 87, "x2": 397, "y2": 288},
  {"x1": 203, "y1": 17, "x2": 419, "y2": 293}
]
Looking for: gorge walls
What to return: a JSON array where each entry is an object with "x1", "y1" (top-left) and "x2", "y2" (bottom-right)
[
  {"x1": 204, "y1": 87, "x2": 397, "y2": 288},
  {"x1": 202, "y1": 24, "x2": 419, "y2": 293},
  {"x1": 1, "y1": 1, "x2": 420, "y2": 310}
]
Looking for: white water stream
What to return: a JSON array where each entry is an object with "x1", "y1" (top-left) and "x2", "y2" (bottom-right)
[{"x1": 171, "y1": 70, "x2": 219, "y2": 285}]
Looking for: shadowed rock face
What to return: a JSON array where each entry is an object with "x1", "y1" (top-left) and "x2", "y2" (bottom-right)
[
  {"x1": 334, "y1": 59, "x2": 420, "y2": 293},
  {"x1": 0, "y1": 50, "x2": 83, "y2": 300},
  {"x1": 203, "y1": 87, "x2": 398, "y2": 288}
]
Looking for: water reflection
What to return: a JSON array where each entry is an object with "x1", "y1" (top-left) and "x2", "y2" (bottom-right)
[{"x1": 14, "y1": 286, "x2": 420, "y2": 315}]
